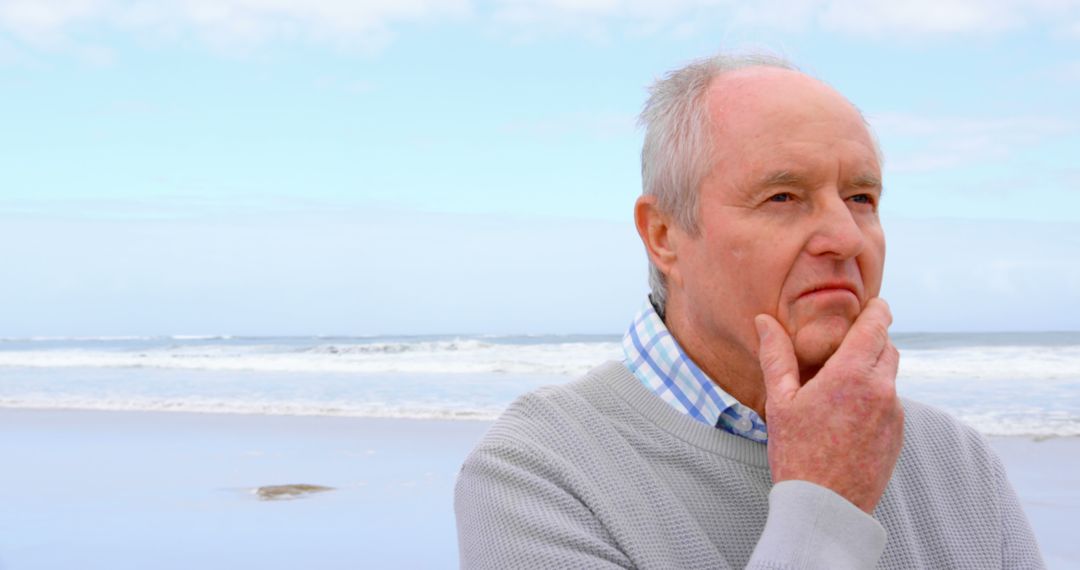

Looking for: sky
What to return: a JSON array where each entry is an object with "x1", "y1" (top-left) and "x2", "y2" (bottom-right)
[{"x1": 1, "y1": 0, "x2": 1078, "y2": 336}]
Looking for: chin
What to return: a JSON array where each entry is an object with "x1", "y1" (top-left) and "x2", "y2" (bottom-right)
[{"x1": 792, "y1": 318, "x2": 852, "y2": 371}]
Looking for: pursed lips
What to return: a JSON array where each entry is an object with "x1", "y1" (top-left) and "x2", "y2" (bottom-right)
[{"x1": 797, "y1": 281, "x2": 860, "y2": 300}]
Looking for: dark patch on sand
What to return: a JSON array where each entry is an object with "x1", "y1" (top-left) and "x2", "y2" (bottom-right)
[{"x1": 254, "y1": 484, "x2": 335, "y2": 501}]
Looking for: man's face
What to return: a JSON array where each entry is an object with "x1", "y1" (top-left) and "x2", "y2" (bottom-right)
[{"x1": 669, "y1": 68, "x2": 885, "y2": 374}]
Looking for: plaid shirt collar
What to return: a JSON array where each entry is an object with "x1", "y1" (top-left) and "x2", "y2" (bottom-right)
[{"x1": 622, "y1": 298, "x2": 769, "y2": 443}]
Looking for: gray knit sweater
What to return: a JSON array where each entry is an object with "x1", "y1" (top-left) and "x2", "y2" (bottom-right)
[{"x1": 455, "y1": 361, "x2": 1044, "y2": 569}]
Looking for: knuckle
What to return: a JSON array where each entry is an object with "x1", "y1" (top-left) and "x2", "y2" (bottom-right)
[
  {"x1": 759, "y1": 353, "x2": 782, "y2": 378},
  {"x1": 864, "y1": 381, "x2": 898, "y2": 407},
  {"x1": 885, "y1": 345, "x2": 901, "y2": 371},
  {"x1": 878, "y1": 300, "x2": 894, "y2": 325},
  {"x1": 829, "y1": 361, "x2": 871, "y2": 386},
  {"x1": 764, "y1": 402, "x2": 788, "y2": 424},
  {"x1": 869, "y1": 321, "x2": 889, "y2": 346}
]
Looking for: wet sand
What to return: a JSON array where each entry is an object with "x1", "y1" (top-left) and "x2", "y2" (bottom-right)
[{"x1": 0, "y1": 409, "x2": 1075, "y2": 569}]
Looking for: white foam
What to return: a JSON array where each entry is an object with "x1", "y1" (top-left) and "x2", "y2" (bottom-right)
[
  {"x1": 0, "y1": 335, "x2": 235, "y2": 342},
  {"x1": 0, "y1": 335, "x2": 154, "y2": 342},
  {"x1": 2, "y1": 336, "x2": 1078, "y2": 436},
  {"x1": 0, "y1": 396, "x2": 503, "y2": 421},
  {"x1": 3, "y1": 340, "x2": 1077, "y2": 379},
  {"x1": 899, "y1": 345, "x2": 1080, "y2": 382},
  {"x1": 2, "y1": 395, "x2": 1076, "y2": 436},
  {"x1": 0, "y1": 340, "x2": 624, "y2": 376},
  {"x1": 953, "y1": 410, "x2": 1080, "y2": 437}
]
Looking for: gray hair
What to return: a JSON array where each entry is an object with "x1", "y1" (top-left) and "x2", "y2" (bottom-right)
[{"x1": 639, "y1": 52, "x2": 800, "y2": 315}]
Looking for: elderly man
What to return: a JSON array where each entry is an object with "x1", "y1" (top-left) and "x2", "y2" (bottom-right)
[{"x1": 455, "y1": 54, "x2": 1044, "y2": 569}]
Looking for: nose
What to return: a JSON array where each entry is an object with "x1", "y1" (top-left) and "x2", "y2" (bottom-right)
[{"x1": 805, "y1": 195, "x2": 865, "y2": 260}]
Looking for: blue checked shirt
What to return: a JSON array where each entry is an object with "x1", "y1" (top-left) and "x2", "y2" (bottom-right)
[{"x1": 622, "y1": 299, "x2": 769, "y2": 443}]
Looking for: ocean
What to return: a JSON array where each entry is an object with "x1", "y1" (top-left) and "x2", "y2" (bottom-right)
[{"x1": 2, "y1": 332, "x2": 1078, "y2": 437}]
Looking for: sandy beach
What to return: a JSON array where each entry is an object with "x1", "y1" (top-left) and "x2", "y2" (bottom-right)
[
  {"x1": 1, "y1": 409, "x2": 489, "y2": 569},
  {"x1": 1, "y1": 408, "x2": 1076, "y2": 569}
]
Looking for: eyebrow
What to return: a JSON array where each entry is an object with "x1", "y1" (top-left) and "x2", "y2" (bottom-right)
[
  {"x1": 759, "y1": 170, "x2": 807, "y2": 188},
  {"x1": 758, "y1": 170, "x2": 883, "y2": 193},
  {"x1": 850, "y1": 173, "x2": 883, "y2": 191}
]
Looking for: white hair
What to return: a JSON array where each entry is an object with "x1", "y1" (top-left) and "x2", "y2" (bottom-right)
[{"x1": 638, "y1": 52, "x2": 801, "y2": 315}]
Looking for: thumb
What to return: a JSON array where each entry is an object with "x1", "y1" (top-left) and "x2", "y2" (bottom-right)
[{"x1": 754, "y1": 314, "x2": 800, "y2": 404}]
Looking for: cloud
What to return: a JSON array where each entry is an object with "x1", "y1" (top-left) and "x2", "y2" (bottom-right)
[
  {"x1": 868, "y1": 112, "x2": 1078, "y2": 173},
  {"x1": 817, "y1": 0, "x2": 1021, "y2": 36},
  {"x1": 486, "y1": 0, "x2": 1080, "y2": 42},
  {"x1": 0, "y1": 0, "x2": 471, "y2": 55},
  {"x1": 1, "y1": 0, "x2": 1078, "y2": 58},
  {"x1": 0, "y1": 0, "x2": 117, "y2": 63},
  {"x1": 0, "y1": 0, "x2": 104, "y2": 45}
]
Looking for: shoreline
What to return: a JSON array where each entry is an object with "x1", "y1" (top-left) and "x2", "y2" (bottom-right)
[
  {"x1": 0, "y1": 405, "x2": 500, "y2": 425},
  {"x1": 4, "y1": 405, "x2": 1077, "y2": 439}
]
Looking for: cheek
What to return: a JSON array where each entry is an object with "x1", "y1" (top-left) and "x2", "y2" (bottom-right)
[
  {"x1": 690, "y1": 242, "x2": 756, "y2": 316},
  {"x1": 721, "y1": 241, "x2": 756, "y2": 280},
  {"x1": 860, "y1": 232, "x2": 887, "y2": 297},
  {"x1": 725, "y1": 243, "x2": 789, "y2": 315}
]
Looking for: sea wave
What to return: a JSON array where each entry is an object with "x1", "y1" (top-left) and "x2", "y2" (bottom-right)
[
  {"x1": 2, "y1": 342, "x2": 1079, "y2": 380},
  {"x1": 2, "y1": 395, "x2": 1076, "y2": 436},
  {"x1": 0, "y1": 341, "x2": 624, "y2": 375},
  {"x1": 953, "y1": 411, "x2": 1080, "y2": 438},
  {"x1": 0, "y1": 335, "x2": 157, "y2": 342},
  {"x1": 302, "y1": 339, "x2": 495, "y2": 354},
  {"x1": 0, "y1": 396, "x2": 503, "y2": 421},
  {"x1": 899, "y1": 345, "x2": 1080, "y2": 381},
  {"x1": 0, "y1": 334, "x2": 237, "y2": 342},
  {"x1": 2, "y1": 336, "x2": 1078, "y2": 436}
]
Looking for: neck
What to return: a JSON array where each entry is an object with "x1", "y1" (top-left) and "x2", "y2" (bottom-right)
[{"x1": 662, "y1": 299, "x2": 769, "y2": 420}]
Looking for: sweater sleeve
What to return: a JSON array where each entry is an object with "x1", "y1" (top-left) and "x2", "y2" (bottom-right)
[
  {"x1": 747, "y1": 481, "x2": 887, "y2": 570},
  {"x1": 454, "y1": 442, "x2": 632, "y2": 570}
]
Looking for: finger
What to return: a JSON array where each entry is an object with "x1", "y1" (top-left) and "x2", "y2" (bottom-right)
[
  {"x1": 755, "y1": 314, "x2": 800, "y2": 404},
  {"x1": 831, "y1": 297, "x2": 893, "y2": 366},
  {"x1": 877, "y1": 341, "x2": 900, "y2": 388}
]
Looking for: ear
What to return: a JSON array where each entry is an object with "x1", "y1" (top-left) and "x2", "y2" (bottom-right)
[{"x1": 634, "y1": 195, "x2": 682, "y2": 287}]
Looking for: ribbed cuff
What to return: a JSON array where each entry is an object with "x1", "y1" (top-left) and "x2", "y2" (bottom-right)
[{"x1": 748, "y1": 480, "x2": 886, "y2": 569}]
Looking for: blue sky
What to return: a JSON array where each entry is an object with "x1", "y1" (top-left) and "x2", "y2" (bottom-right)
[{"x1": 1, "y1": 0, "x2": 1078, "y2": 336}]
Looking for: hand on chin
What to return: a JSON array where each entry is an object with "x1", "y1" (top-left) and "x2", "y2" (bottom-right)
[{"x1": 791, "y1": 315, "x2": 856, "y2": 378}]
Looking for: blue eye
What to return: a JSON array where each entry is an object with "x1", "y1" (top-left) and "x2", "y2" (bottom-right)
[
  {"x1": 850, "y1": 194, "x2": 872, "y2": 204},
  {"x1": 769, "y1": 193, "x2": 792, "y2": 203}
]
